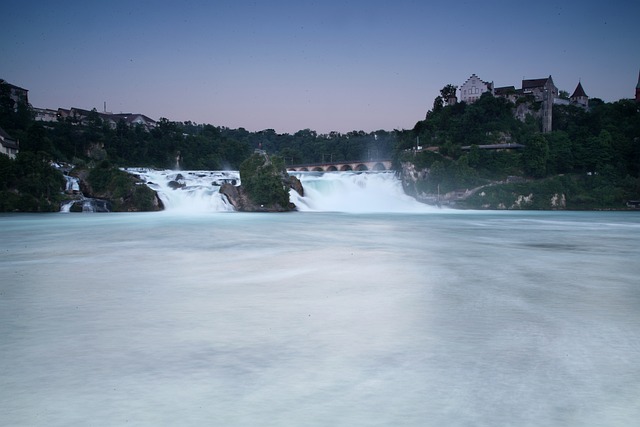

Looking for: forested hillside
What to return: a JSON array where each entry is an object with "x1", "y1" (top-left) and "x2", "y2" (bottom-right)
[{"x1": 395, "y1": 91, "x2": 640, "y2": 209}]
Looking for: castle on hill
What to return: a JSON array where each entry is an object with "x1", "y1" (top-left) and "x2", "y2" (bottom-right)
[{"x1": 452, "y1": 73, "x2": 593, "y2": 133}]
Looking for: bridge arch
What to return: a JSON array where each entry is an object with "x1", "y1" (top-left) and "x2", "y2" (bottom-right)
[{"x1": 287, "y1": 159, "x2": 392, "y2": 172}]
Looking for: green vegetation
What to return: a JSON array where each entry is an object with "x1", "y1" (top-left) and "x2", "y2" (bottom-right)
[
  {"x1": 395, "y1": 89, "x2": 640, "y2": 209},
  {"x1": 84, "y1": 160, "x2": 160, "y2": 212},
  {"x1": 0, "y1": 152, "x2": 65, "y2": 212},
  {"x1": 1, "y1": 78, "x2": 639, "y2": 211},
  {"x1": 239, "y1": 153, "x2": 290, "y2": 208}
]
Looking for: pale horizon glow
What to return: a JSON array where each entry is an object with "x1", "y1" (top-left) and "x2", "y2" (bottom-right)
[{"x1": 3, "y1": 0, "x2": 639, "y2": 134}]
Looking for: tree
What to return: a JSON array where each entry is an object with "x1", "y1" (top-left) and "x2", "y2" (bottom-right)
[
  {"x1": 239, "y1": 153, "x2": 290, "y2": 207},
  {"x1": 522, "y1": 134, "x2": 549, "y2": 178},
  {"x1": 440, "y1": 84, "x2": 458, "y2": 103},
  {"x1": 432, "y1": 95, "x2": 444, "y2": 112}
]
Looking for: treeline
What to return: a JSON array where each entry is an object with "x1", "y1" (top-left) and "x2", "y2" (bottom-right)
[
  {"x1": 0, "y1": 89, "x2": 396, "y2": 211},
  {"x1": 1, "y1": 101, "x2": 395, "y2": 171},
  {"x1": 395, "y1": 91, "x2": 640, "y2": 207}
]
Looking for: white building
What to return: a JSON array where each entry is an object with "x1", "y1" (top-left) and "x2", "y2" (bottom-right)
[{"x1": 459, "y1": 74, "x2": 494, "y2": 103}]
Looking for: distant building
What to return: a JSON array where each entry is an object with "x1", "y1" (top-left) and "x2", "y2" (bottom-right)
[
  {"x1": 521, "y1": 76, "x2": 558, "y2": 102},
  {"x1": 494, "y1": 86, "x2": 518, "y2": 103},
  {"x1": 0, "y1": 127, "x2": 19, "y2": 159},
  {"x1": 0, "y1": 79, "x2": 29, "y2": 110},
  {"x1": 109, "y1": 113, "x2": 157, "y2": 130},
  {"x1": 522, "y1": 76, "x2": 557, "y2": 133},
  {"x1": 33, "y1": 107, "x2": 59, "y2": 122},
  {"x1": 636, "y1": 70, "x2": 640, "y2": 103},
  {"x1": 570, "y1": 81, "x2": 588, "y2": 108},
  {"x1": 57, "y1": 107, "x2": 156, "y2": 131},
  {"x1": 459, "y1": 74, "x2": 494, "y2": 104}
]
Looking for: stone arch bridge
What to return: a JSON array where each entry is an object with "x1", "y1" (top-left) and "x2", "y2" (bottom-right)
[{"x1": 287, "y1": 159, "x2": 393, "y2": 172}]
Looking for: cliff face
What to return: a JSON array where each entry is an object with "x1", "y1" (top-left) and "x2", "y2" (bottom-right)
[{"x1": 400, "y1": 161, "x2": 569, "y2": 210}]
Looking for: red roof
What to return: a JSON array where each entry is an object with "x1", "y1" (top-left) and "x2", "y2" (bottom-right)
[{"x1": 570, "y1": 82, "x2": 587, "y2": 98}]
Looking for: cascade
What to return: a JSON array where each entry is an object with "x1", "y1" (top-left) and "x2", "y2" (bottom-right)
[
  {"x1": 64, "y1": 174, "x2": 80, "y2": 193},
  {"x1": 289, "y1": 171, "x2": 437, "y2": 213},
  {"x1": 60, "y1": 197, "x2": 111, "y2": 213},
  {"x1": 127, "y1": 169, "x2": 435, "y2": 213},
  {"x1": 52, "y1": 162, "x2": 110, "y2": 213},
  {"x1": 125, "y1": 168, "x2": 237, "y2": 213}
]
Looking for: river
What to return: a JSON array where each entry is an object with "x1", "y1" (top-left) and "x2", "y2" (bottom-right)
[{"x1": 1, "y1": 171, "x2": 639, "y2": 426}]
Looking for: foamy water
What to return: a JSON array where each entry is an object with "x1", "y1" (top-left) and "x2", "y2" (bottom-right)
[{"x1": 126, "y1": 169, "x2": 436, "y2": 213}]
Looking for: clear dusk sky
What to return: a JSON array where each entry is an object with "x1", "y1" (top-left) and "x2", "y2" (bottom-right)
[{"x1": 2, "y1": 0, "x2": 639, "y2": 134}]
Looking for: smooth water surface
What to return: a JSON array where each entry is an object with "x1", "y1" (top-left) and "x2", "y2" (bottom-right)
[{"x1": 1, "y1": 211, "x2": 639, "y2": 426}]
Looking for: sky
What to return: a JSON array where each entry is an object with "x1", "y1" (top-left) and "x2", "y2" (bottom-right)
[{"x1": 2, "y1": 0, "x2": 639, "y2": 134}]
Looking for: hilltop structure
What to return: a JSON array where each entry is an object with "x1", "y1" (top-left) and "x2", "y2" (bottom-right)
[
  {"x1": 455, "y1": 73, "x2": 592, "y2": 133},
  {"x1": 459, "y1": 74, "x2": 493, "y2": 104},
  {"x1": 523, "y1": 76, "x2": 557, "y2": 133},
  {"x1": 570, "y1": 81, "x2": 589, "y2": 108}
]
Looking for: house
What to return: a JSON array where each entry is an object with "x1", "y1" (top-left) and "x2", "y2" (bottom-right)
[
  {"x1": 109, "y1": 113, "x2": 157, "y2": 130},
  {"x1": 57, "y1": 107, "x2": 100, "y2": 124},
  {"x1": 0, "y1": 127, "x2": 19, "y2": 159},
  {"x1": 459, "y1": 74, "x2": 494, "y2": 104},
  {"x1": 570, "y1": 81, "x2": 588, "y2": 108},
  {"x1": 33, "y1": 107, "x2": 59, "y2": 122}
]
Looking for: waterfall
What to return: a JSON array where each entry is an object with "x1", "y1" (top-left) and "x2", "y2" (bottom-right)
[
  {"x1": 64, "y1": 174, "x2": 80, "y2": 193},
  {"x1": 127, "y1": 169, "x2": 434, "y2": 213},
  {"x1": 125, "y1": 168, "x2": 237, "y2": 213},
  {"x1": 60, "y1": 198, "x2": 111, "y2": 213},
  {"x1": 289, "y1": 171, "x2": 437, "y2": 213},
  {"x1": 53, "y1": 162, "x2": 111, "y2": 213}
]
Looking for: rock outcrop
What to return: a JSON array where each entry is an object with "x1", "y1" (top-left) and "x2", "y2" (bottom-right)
[
  {"x1": 219, "y1": 152, "x2": 303, "y2": 212},
  {"x1": 73, "y1": 165, "x2": 163, "y2": 212},
  {"x1": 219, "y1": 175, "x2": 302, "y2": 212}
]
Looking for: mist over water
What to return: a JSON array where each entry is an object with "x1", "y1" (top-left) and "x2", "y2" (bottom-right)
[
  {"x1": 290, "y1": 171, "x2": 437, "y2": 213},
  {"x1": 2, "y1": 178, "x2": 640, "y2": 426}
]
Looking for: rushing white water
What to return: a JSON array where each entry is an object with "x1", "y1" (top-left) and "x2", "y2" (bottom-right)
[
  {"x1": 128, "y1": 169, "x2": 434, "y2": 213},
  {"x1": 63, "y1": 174, "x2": 80, "y2": 193},
  {"x1": 126, "y1": 168, "x2": 238, "y2": 213},
  {"x1": 290, "y1": 171, "x2": 436, "y2": 213}
]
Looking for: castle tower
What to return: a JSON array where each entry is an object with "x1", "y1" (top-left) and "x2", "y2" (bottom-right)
[
  {"x1": 541, "y1": 75, "x2": 555, "y2": 133},
  {"x1": 570, "y1": 81, "x2": 589, "y2": 108}
]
